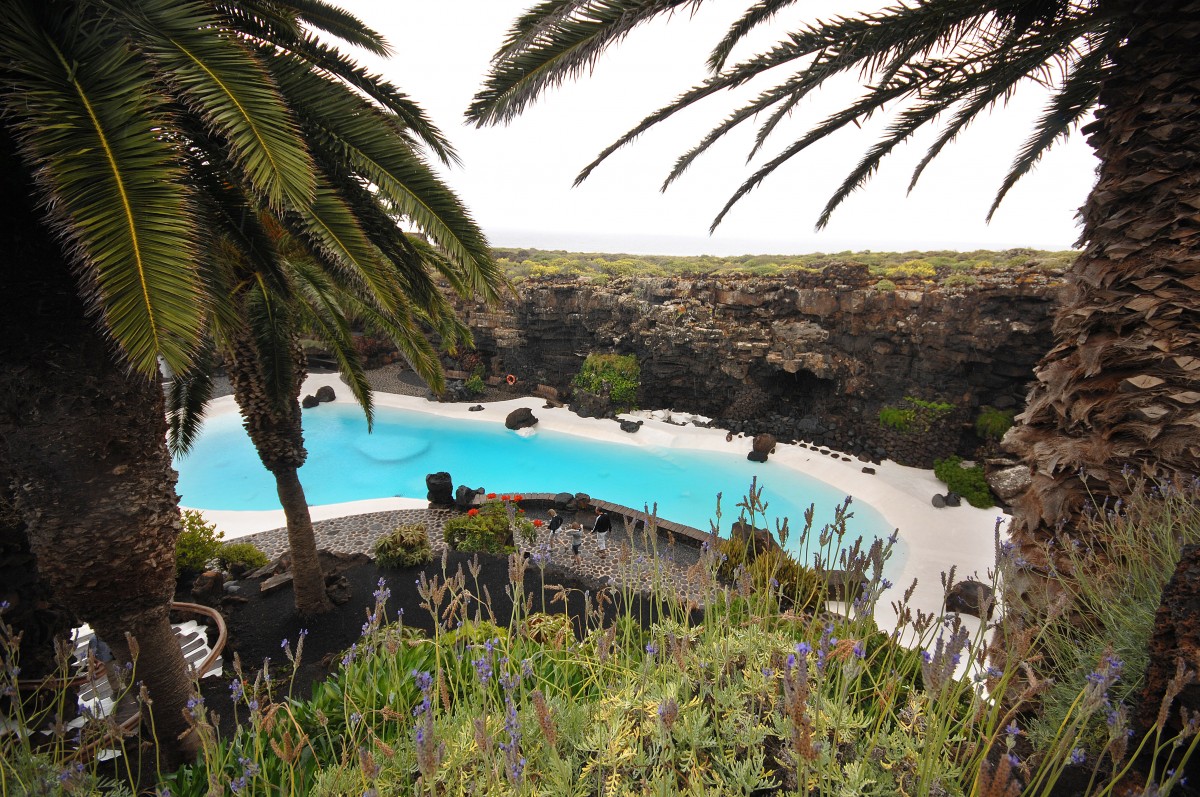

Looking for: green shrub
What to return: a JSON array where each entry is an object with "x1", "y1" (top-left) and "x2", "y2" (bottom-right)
[
  {"x1": 882, "y1": 259, "x2": 936, "y2": 279},
  {"x1": 975, "y1": 406, "x2": 1015, "y2": 440},
  {"x1": 878, "y1": 406, "x2": 916, "y2": 432},
  {"x1": 933, "y1": 456, "x2": 993, "y2": 508},
  {"x1": 878, "y1": 397, "x2": 954, "y2": 434},
  {"x1": 573, "y1": 353, "x2": 640, "y2": 410},
  {"x1": 374, "y1": 523, "x2": 434, "y2": 568},
  {"x1": 873, "y1": 278, "x2": 898, "y2": 292},
  {"x1": 464, "y1": 372, "x2": 485, "y2": 396},
  {"x1": 716, "y1": 534, "x2": 825, "y2": 614},
  {"x1": 941, "y1": 273, "x2": 977, "y2": 288},
  {"x1": 443, "y1": 500, "x2": 516, "y2": 554},
  {"x1": 217, "y1": 542, "x2": 269, "y2": 572},
  {"x1": 176, "y1": 510, "x2": 225, "y2": 576}
]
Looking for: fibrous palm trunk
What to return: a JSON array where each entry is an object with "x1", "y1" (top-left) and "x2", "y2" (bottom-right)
[
  {"x1": 224, "y1": 327, "x2": 332, "y2": 615},
  {"x1": 0, "y1": 143, "x2": 199, "y2": 767},
  {"x1": 1006, "y1": 0, "x2": 1200, "y2": 598}
]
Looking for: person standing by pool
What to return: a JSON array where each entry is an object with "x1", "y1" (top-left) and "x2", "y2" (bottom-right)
[
  {"x1": 591, "y1": 507, "x2": 611, "y2": 558},
  {"x1": 546, "y1": 508, "x2": 563, "y2": 539},
  {"x1": 568, "y1": 522, "x2": 584, "y2": 564}
]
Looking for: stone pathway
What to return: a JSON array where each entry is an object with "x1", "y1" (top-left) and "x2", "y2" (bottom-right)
[{"x1": 238, "y1": 506, "x2": 711, "y2": 606}]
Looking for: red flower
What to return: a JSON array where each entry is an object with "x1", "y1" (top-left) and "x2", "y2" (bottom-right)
[
  {"x1": 467, "y1": 508, "x2": 479, "y2": 516},
  {"x1": 501, "y1": 494, "x2": 511, "y2": 502},
  {"x1": 513, "y1": 494, "x2": 524, "y2": 502},
  {"x1": 533, "y1": 519, "x2": 544, "y2": 527},
  {"x1": 486, "y1": 492, "x2": 497, "y2": 500}
]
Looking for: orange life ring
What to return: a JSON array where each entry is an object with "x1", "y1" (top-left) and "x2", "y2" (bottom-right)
[{"x1": 506, "y1": 374, "x2": 517, "y2": 385}]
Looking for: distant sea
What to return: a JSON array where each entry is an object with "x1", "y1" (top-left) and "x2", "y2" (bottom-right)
[{"x1": 487, "y1": 228, "x2": 1076, "y2": 257}]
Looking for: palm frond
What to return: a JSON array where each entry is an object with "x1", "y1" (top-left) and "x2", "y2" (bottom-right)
[
  {"x1": 707, "y1": 0, "x2": 798, "y2": 73},
  {"x1": 259, "y1": 34, "x2": 459, "y2": 167},
  {"x1": 268, "y1": 55, "x2": 502, "y2": 303},
  {"x1": 1, "y1": 1, "x2": 204, "y2": 377},
  {"x1": 475, "y1": 0, "x2": 1111, "y2": 229},
  {"x1": 167, "y1": 345, "x2": 216, "y2": 455},
  {"x1": 127, "y1": 0, "x2": 317, "y2": 212},
  {"x1": 468, "y1": 0, "x2": 701, "y2": 126},
  {"x1": 288, "y1": 183, "x2": 401, "y2": 314},
  {"x1": 273, "y1": 0, "x2": 392, "y2": 56},
  {"x1": 288, "y1": 258, "x2": 375, "y2": 426},
  {"x1": 350, "y1": 294, "x2": 448, "y2": 394},
  {"x1": 244, "y1": 278, "x2": 298, "y2": 413},
  {"x1": 987, "y1": 37, "x2": 1111, "y2": 220}
]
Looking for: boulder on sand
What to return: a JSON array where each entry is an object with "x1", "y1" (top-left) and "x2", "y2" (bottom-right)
[{"x1": 505, "y1": 407, "x2": 538, "y2": 430}]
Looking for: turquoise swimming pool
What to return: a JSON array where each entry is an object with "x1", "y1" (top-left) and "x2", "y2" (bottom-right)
[{"x1": 175, "y1": 403, "x2": 901, "y2": 568}]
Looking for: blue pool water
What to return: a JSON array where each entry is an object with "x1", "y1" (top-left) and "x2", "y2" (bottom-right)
[{"x1": 175, "y1": 403, "x2": 901, "y2": 568}]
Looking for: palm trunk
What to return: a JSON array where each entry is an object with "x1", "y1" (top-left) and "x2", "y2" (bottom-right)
[
  {"x1": 1006, "y1": 2, "x2": 1200, "y2": 592},
  {"x1": 274, "y1": 466, "x2": 332, "y2": 615},
  {"x1": 0, "y1": 163, "x2": 199, "y2": 764},
  {"x1": 224, "y1": 325, "x2": 333, "y2": 615}
]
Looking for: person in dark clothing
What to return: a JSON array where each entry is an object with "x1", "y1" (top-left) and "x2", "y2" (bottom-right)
[
  {"x1": 591, "y1": 507, "x2": 611, "y2": 558},
  {"x1": 546, "y1": 508, "x2": 564, "y2": 537}
]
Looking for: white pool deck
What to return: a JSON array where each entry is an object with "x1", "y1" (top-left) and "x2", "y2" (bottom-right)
[{"x1": 187, "y1": 373, "x2": 1004, "y2": 637}]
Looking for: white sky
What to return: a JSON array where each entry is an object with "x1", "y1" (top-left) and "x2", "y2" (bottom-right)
[{"x1": 338, "y1": 0, "x2": 1099, "y2": 256}]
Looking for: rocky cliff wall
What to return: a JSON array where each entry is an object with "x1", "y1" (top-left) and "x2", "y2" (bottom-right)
[{"x1": 454, "y1": 264, "x2": 1064, "y2": 465}]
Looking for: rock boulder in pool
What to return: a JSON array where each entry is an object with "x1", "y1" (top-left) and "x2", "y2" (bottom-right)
[
  {"x1": 301, "y1": 394, "x2": 319, "y2": 409},
  {"x1": 315, "y1": 385, "x2": 336, "y2": 402},
  {"x1": 505, "y1": 407, "x2": 538, "y2": 430}
]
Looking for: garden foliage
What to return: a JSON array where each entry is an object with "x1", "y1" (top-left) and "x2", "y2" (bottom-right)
[
  {"x1": 573, "y1": 353, "x2": 640, "y2": 411},
  {"x1": 8, "y1": 483, "x2": 1197, "y2": 796},
  {"x1": 443, "y1": 495, "x2": 534, "y2": 555},
  {"x1": 176, "y1": 510, "x2": 225, "y2": 576},
  {"x1": 216, "y1": 542, "x2": 269, "y2": 573},
  {"x1": 151, "y1": 482, "x2": 1197, "y2": 796},
  {"x1": 934, "y1": 457, "x2": 994, "y2": 508},
  {"x1": 374, "y1": 523, "x2": 434, "y2": 568},
  {"x1": 975, "y1": 406, "x2": 1016, "y2": 441},
  {"x1": 878, "y1": 396, "x2": 955, "y2": 434}
]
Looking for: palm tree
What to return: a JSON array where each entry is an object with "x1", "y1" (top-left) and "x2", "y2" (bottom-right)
[
  {"x1": 0, "y1": 0, "x2": 498, "y2": 764},
  {"x1": 468, "y1": 0, "x2": 1200, "y2": 594},
  {"x1": 170, "y1": 221, "x2": 480, "y2": 616}
]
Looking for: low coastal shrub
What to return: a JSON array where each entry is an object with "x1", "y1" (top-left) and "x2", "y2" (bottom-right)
[
  {"x1": 941, "y1": 273, "x2": 978, "y2": 288},
  {"x1": 975, "y1": 405, "x2": 1015, "y2": 440},
  {"x1": 873, "y1": 277, "x2": 898, "y2": 292},
  {"x1": 176, "y1": 509, "x2": 225, "y2": 576},
  {"x1": 934, "y1": 456, "x2": 994, "y2": 507},
  {"x1": 374, "y1": 523, "x2": 434, "y2": 568},
  {"x1": 217, "y1": 542, "x2": 269, "y2": 573},
  {"x1": 573, "y1": 353, "x2": 640, "y2": 410}
]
